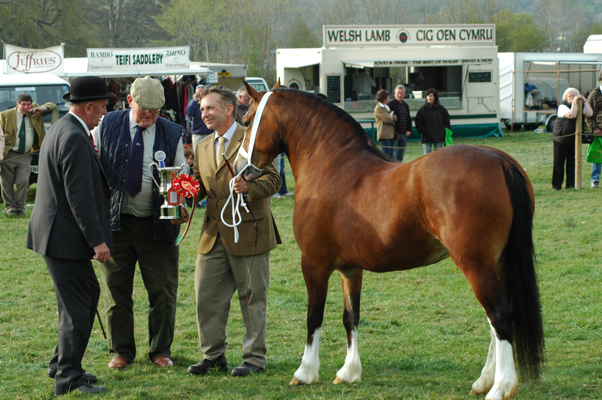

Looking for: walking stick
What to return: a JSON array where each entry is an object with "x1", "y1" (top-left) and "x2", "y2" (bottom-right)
[{"x1": 96, "y1": 308, "x2": 107, "y2": 339}]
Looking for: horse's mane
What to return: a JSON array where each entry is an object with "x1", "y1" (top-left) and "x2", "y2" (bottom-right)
[{"x1": 272, "y1": 88, "x2": 392, "y2": 162}]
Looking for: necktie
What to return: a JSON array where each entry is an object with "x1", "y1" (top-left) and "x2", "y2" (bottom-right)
[
  {"x1": 126, "y1": 126, "x2": 145, "y2": 197},
  {"x1": 18, "y1": 115, "x2": 27, "y2": 154},
  {"x1": 216, "y1": 136, "x2": 225, "y2": 169}
]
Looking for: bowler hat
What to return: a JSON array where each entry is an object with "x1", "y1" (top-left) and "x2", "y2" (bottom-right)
[{"x1": 63, "y1": 76, "x2": 116, "y2": 102}]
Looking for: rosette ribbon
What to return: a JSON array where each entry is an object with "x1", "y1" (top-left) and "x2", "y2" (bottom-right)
[{"x1": 173, "y1": 173, "x2": 201, "y2": 246}]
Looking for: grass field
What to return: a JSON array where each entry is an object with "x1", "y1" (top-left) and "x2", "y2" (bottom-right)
[{"x1": 1, "y1": 131, "x2": 601, "y2": 399}]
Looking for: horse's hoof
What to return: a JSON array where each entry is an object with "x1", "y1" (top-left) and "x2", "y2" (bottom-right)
[
  {"x1": 469, "y1": 389, "x2": 479, "y2": 396},
  {"x1": 333, "y1": 377, "x2": 345, "y2": 384},
  {"x1": 289, "y1": 377, "x2": 302, "y2": 385}
]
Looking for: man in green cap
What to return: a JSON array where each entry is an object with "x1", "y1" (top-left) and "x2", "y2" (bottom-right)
[{"x1": 91, "y1": 76, "x2": 185, "y2": 370}]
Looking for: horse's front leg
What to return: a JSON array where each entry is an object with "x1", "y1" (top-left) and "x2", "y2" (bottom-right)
[
  {"x1": 290, "y1": 258, "x2": 331, "y2": 385},
  {"x1": 333, "y1": 268, "x2": 363, "y2": 384}
]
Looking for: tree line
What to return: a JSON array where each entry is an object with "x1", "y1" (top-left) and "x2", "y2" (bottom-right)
[{"x1": 1, "y1": 0, "x2": 601, "y2": 83}]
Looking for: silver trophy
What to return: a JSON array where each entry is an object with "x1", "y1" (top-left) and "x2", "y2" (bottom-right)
[{"x1": 149, "y1": 151, "x2": 188, "y2": 219}]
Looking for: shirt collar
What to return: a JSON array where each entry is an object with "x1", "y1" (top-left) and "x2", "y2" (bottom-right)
[
  {"x1": 68, "y1": 111, "x2": 90, "y2": 135},
  {"x1": 214, "y1": 121, "x2": 237, "y2": 143}
]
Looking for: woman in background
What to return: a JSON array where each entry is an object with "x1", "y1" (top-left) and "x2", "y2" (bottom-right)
[
  {"x1": 374, "y1": 89, "x2": 397, "y2": 158},
  {"x1": 552, "y1": 87, "x2": 592, "y2": 190},
  {"x1": 415, "y1": 88, "x2": 450, "y2": 155}
]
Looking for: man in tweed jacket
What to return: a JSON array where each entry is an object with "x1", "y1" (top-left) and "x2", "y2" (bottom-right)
[
  {"x1": 586, "y1": 71, "x2": 602, "y2": 188},
  {"x1": 185, "y1": 86, "x2": 281, "y2": 377}
]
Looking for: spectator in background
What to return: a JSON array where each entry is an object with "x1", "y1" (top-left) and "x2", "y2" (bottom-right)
[
  {"x1": 388, "y1": 85, "x2": 413, "y2": 162},
  {"x1": 273, "y1": 153, "x2": 293, "y2": 198},
  {"x1": 415, "y1": 88, "x2": 450, "y2": 155},
  {"x1": 0, "y1": 94, "x2": 57, "y2": 215},
  {"x1": 185, "y1": 84, "x2": 214, "y2": 151},
  {"x1": 235, "y1": 87, "x2": 252, "y2": 125},
  {"x1": 0, "y1": 125, "x2": 4, "y2": 167},
  {"x1": 374, "y1": 89, "x2": 397, "y2": 158},
  {"x1": 586, "y1": 71, "x2": 602, "y2": 189},
  {"x1": 552, "y1": 88, "x2": 592, "y2": 191}
]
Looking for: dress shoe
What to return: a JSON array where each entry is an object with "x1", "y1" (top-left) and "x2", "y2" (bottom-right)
[
  {"x1": 55, "y1": 382, "x2": 107, "y2": 396},
  {"x1": 47, "y1": 369, "x2": 98, "y2": 383},
  {"x1": 187, "y1": 354, "x2": 228, "y2": 375},
  {"x1": 231, "y1": 361, "x2": 265, "y2": 377},
  {"x1": 152, "y1": 355, "x2": 174, "y2": 367},
  {"x1": 108, "y1": 357, "x2": 128, "y2": 369}
]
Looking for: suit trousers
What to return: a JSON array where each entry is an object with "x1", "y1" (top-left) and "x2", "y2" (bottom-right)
[
  {"x1": 552, "y1": 141, "x2": 575, "y2": 189},
  {"x1": 195, "y1": 234, "x2": 270, "y2": 368},
  {"x1": 44, "y1": 256, "x2": 99, "y2": 395},
  {"x1": 0, "y1": 150, "x2": 32, "y2": 213},
  {"x1": 99, "y1": 215, "x2": 179, "y2": 362}
]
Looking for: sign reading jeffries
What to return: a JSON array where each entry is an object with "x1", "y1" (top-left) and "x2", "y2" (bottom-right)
[{"x1": 4, "y1": 44, "x2": 65, "y2": 75}]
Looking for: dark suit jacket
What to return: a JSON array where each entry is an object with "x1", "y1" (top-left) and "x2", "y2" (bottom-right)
[
  {"x1": 27, "y1": 113, "x2": 112, "y2": 260},
  {"x1": 193, "y1": 124, "x2": 281, "y2": 256}
]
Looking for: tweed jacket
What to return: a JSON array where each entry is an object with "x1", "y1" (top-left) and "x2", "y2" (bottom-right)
[
  {"x1": 193, "y1": 123, "x2": 281, "y2": 256},
  {"x1": 374, "y1": 104, "x2": 397, "y2": 140},
  {"x1": 26, "y1": 114, "x2": 112, "y2": 260},
  {"x1": 0, "y1": 102, "x2": 57, "y2": 158},
  {"x1": 586, "y1": 86, "x2": 602, "y2": 132}
]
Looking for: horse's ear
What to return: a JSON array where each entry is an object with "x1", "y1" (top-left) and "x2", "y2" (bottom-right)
[
  {"x1": 272, "y1": 79, "x2": 281, "y2": 90},
  {"x1": 244, "y1": 80, "x2": 260, "y2": 103}
]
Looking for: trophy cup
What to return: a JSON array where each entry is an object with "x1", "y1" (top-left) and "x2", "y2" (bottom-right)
[{"x1": 149, "y1": 151, "x2": 187, "y2": 219}]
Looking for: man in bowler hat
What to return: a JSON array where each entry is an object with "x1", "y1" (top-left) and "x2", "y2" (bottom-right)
[{"x1": 27, "y1": 76, "x2": 115, "y2": 395}]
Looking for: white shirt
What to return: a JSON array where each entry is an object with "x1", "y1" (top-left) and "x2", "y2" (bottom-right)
[
  {"x1": 214, "y1": 121, "x2": 238, "y2": 157},
  {"x1": 91, "y1": 112, "x2": 185, "y2": 217}
]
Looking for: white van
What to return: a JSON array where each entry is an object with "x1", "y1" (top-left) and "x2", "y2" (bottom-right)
[
  {"x1": 246, "y1": 77, "x2": 269, "y2": 92},
  {"x1": 0, "y1": 73, "x2": 70, "y2": 122}
]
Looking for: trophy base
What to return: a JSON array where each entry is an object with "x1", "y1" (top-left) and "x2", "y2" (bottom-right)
[{"x1": 160, "y1": 204, "x2": 183, "y2": 220}]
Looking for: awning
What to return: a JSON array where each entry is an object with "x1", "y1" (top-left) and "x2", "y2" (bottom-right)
[
  {"x1": 62, "y1": 58, "x2": 211, "y2": 78},
  {"x1": 343, "y1": 58, "x2": 494, "y2": 68}
]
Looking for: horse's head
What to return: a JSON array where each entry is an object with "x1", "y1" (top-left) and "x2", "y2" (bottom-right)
[{"x1": 234, "y1": 80, "x2": 282, "y2": 180}]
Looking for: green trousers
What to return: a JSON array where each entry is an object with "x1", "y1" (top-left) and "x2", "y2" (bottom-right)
[{"x1": 100, "y1": 215, "x2": 179, "y2": 362}]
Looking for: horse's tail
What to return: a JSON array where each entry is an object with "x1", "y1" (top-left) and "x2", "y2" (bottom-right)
[{"x1": 502, "y1": 161, "x2": 544, "y2": 380}]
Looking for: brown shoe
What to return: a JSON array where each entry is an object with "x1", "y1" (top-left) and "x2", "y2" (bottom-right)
[
  {"x1": 153, "y1": 356, "x2": 174, "y2": 367},
  {"x1": 108, "y1": 357, "x2": 128, "y2": 369}
]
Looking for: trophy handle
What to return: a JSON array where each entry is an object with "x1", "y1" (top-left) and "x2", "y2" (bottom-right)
[
  {"x1": 180, "y1": 162, "x2": 189, "y2": 175},
  {"x1": 149, "y1": 162, "x2": 161, "y2": 188}
]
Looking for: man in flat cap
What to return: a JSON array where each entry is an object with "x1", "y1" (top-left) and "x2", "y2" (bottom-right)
[
  {"x1": 27, "y1": 76, "x2": 115, "y2": 395},
  {"x1": 91, "y1": 75, "x2": 185, "y2": 370},
  {"x1": 0, "y1": 93, "x2": 56, "y2": 215}
]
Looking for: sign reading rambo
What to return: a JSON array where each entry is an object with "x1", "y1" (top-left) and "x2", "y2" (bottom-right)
[
  {"x1": 87, "y1": 46, "x2": 190, "y2": 72},
  {"x1": 323, "y1": 24, "x2": 495, "y2": 48}
]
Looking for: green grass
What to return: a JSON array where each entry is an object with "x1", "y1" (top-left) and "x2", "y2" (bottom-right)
[{"x1": 1, "y1": 131, "x2": 601, "y2": 399}]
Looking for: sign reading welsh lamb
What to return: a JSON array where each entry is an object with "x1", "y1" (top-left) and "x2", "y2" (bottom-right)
[
  {"x1": 4, "y1": 44, "x2": 65, "y2": 75},
  {"x1": 323, "y1": 25, "x2": 495, "y2": 48},
  {"x1": 87, "y1": 47, "x2": 190, "y2": 72}
]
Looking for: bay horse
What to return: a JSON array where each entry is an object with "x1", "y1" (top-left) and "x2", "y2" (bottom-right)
[{"x1": 236, "y1": 82, "x2": 543, "y2": 400}]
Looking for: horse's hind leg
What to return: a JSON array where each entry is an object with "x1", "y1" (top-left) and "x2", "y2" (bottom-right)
[
  {"x1": 334, "y1": 268, "x2": 363, "y2": 384},
  {"x1": 466, "y1": 271, "x2": 518, "y2": 400},
  {"x1": 290, "y1": 257, "x2": 332, "y2": 385}
]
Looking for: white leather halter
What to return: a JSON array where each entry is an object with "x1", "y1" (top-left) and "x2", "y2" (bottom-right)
[{"x1": 221, "y1": 91, "x2": 273, "y2": 243}]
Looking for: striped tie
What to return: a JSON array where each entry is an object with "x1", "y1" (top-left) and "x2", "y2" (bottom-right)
[{"x1": 217, "y1": 136, "x2": 225, "y2": 169}]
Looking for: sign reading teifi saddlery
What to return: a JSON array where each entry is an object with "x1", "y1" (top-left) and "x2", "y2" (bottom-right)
[
  {"x1": 323, "y1": 25, "x2": 495, "y2": 48},
  {"x1": 87, "y1": 47, "x2": 190, "y2": 72}
]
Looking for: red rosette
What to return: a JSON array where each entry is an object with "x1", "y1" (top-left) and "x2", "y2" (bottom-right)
[{"x1": 172, "y1": 174, "x2": 200, "y2": 198}]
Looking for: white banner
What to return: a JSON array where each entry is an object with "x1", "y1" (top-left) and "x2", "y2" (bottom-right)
[
  {"x1": 323, "y1": 25, "x2": 495, "y2": 48},
  {"x1": 87, "y1": 47, "x2": 190, "y2": 72},
  {"x1": 4, "y1": 44, "x2": 65, "y2": 75}
]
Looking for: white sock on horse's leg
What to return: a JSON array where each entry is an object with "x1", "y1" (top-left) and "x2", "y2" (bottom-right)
[
  {"x1": 291, "y1": 327, "x2": 322, "y2": 385},
  {"x1": 334, "y1": 328, "x2": 362, "y2": 384}
]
